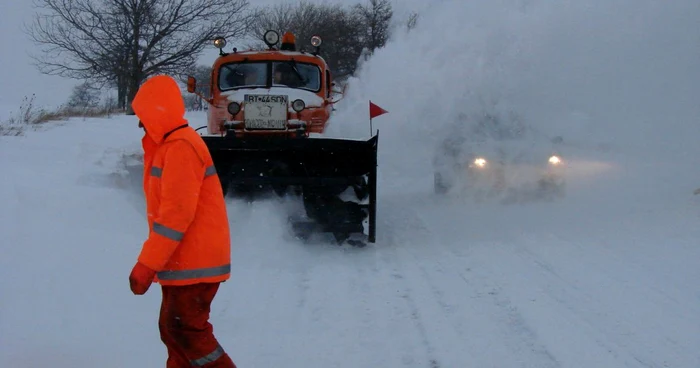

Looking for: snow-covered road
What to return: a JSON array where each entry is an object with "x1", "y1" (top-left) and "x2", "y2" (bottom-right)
[{"x1": 1, "y1": 114, "x2": 698, "y2": 367}]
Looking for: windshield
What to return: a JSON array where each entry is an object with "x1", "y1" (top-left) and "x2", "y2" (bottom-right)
[
  {"x1": 218, "y1": 62, "x2": 267, "y2": 90},
  {"x1": 218, "y1": 61, "x2": 321, "y2": 92},
  {"x1": 272, "y1": 61, "x2": 320, "y2": 91}
]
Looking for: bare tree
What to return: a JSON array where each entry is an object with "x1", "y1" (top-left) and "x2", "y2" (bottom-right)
[
  {"x1": 354, "y1": 0, "x2": 393, "y2": 55},
  {"x1": 406, "y1": 11, "x2": 419, "y2": 31},
  {"x1": 247, "y1": 0, "x2": 393, "y2": 78},
  {"x1": 248, "y1": 1, "x2": 366, "y2": 78},
  {"x1": 66, "y1": 81, "x2": 101, "y2": 109},
  {"x1": 183, "y1": 64, "x2": 212, "y2": 111},
  {"x1": 25, "y1": 0, "x2": 256, "y2": 113}
]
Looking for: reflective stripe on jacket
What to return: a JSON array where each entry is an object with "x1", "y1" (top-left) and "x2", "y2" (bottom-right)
[{"x1": 132, "y1": 75, "x2": 231, "y2": 286}]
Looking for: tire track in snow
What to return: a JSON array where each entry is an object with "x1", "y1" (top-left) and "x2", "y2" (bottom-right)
[
  {"x1": 513, "y1": 244, "x2": 660, "y2": 367},
  {"x1": 454, "y1": 243, "x2": 618, "y2": 368},
  {"x1": 382, "y1": 196, "x2": 561, "y2": 367},
  {"x1": 510, "y1": 236, "x2": 698, "y2": 368},
  {"x1": 295, "y1": 266, "x2": 310, "y2": 310},
  {"x1": 374, "y1": 196, "x2": 447, "y2": 367},
  {"x1": 443, "y1": 234, "x2": 676, "y2": 368},
  {"x1": 375, "y1": 243, "x2": 442, "y2": 368},
  {"x1": 405, "y1": 244, "x2": 561, "y2": 368},
  {"x1": 412, "y1": 202, "x2": 563, "y2": 367}
]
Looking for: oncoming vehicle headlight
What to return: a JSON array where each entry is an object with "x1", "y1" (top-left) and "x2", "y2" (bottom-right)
[
  {"x1": 292, "y1": 99, "x2": 305, "y2": 112},
  {"x1": 473, "y1": 157, "x2": 487, "y2": 168},
  {"x1": 548, "y1": 155, "x2": 562, "y2": 165},
  {"x1": 227, "y1": 102, "x2": 241, "y2": 116}
]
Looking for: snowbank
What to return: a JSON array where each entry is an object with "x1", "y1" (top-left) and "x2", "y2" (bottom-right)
[
  {"x1": 0, "y1": 116, "x2": 152, "y2": 366},
  {"x1": 0, "y1": 103, "x2": 12, "y2": 122}
]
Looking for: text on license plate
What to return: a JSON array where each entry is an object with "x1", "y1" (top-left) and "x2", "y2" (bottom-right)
[{"x1": 244, "y1": 94, "x2": 288, "y2": 130}]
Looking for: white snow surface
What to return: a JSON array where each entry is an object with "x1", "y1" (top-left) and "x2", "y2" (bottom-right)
[{"x1": 2, "y1": 1, "x2": 700, "y2": 367}]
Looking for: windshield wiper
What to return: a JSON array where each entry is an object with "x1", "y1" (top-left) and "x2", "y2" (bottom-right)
[{"x1": 285, "y1": 60, "x2": 307, "y2": 84}]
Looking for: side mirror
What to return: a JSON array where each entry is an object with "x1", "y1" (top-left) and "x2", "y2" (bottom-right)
[
  {"x1": 327, "y1": 83, "x2": 347, "y2": 105},
  {"x1": 187, "y1": 76, "x2": 197, "y2": 93},
  {"x1": 185, "y1": 75, "x2": 214, "y2": 106}
]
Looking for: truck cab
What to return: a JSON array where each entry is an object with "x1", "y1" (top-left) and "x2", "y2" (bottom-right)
[{"x1": 187, "y1": 30, "x2": 342, "y2": 139}]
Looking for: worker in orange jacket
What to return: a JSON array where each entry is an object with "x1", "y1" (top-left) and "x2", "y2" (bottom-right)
[{"x1": 128, "y1": 75, "x2": 236, "y2": 368}]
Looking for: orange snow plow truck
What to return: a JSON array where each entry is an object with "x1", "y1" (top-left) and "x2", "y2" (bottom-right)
[{"x1": 186, "y1": 31, "x2": 378, "y2": 245}]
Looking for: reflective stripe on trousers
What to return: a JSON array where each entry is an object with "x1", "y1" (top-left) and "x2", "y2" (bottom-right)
[
  {"x1": 157, "y1": 264, "x2": 231, "y2": 281},
  {"x1": 191, "y1": 344, "x2": 225, "y2": 366},
  {"x1": 150, "y1": 165, "x2": 217, "y2": 178}
]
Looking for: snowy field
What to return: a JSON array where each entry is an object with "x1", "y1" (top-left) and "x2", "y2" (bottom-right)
[{"x1": 2, "y1": 0, "x2": 700, "y2": 367}]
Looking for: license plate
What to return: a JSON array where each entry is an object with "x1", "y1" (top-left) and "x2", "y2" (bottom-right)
[{"x1": 244, "y1": 94, "x2": 288, "y2": 129}]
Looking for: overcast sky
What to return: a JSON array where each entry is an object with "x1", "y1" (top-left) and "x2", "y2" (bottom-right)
[{"x1": 0, "y1": 0, "x2": 385, "y2": 110}]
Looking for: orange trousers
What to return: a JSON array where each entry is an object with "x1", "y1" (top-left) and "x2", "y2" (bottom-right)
[{"x1": 158, "y1": 283, "x2": 236, "y2": 368}]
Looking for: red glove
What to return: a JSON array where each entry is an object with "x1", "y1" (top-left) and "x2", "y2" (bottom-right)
[{"x1": 129, "y1": 262, "x2": 156, "y2": 295}]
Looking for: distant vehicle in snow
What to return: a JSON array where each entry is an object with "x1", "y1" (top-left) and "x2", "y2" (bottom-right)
[{"x1": 432, "y1": 111, "x2": 566, "y2": 202}]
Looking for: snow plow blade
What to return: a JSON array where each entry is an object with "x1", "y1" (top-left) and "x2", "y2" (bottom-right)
[{"x1": 202, "y1": 133, "x2": 379, "y2": 243}]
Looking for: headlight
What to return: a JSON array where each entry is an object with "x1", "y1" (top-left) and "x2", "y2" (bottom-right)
[
  {"x1": 227, "y1": 102, "x2": 241, "y2": 115},
  {"x1": 548, "y1": 155, "x2": 562, "y2": 165},
  {"x1": 311, "y1": 35, "x2": 322, "y2": 47},
  {"x1": 291, "y1": 99, "x2": 305, "y2": 112},
  {"x1": 473, "y1": 157, "x2": 487, "y2": 168},
  {"x1": 263, "y1": 30, "x2": 280, "y2": 47},
  {"x1": 213, "y1": 37, "x2": 227, "y2": 49}
]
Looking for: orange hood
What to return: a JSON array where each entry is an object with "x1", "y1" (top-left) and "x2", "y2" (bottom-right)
[{"x1": 131, "y1": 75, "x2": 188, "y2": 144}]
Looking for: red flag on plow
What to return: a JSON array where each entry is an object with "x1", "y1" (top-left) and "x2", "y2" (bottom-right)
[{"x1": 369, "y1": 101, "x2": 388, "y2": 119}]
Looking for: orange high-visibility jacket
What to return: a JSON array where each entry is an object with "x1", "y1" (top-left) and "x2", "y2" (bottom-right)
[{"x1": 132, "y1": 75, "x2": 231, "y2": 286}]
